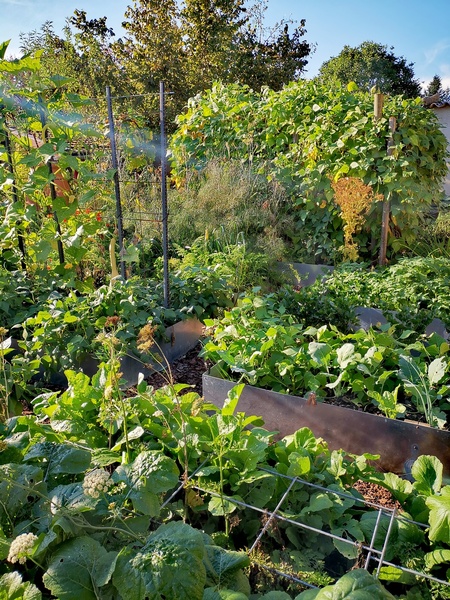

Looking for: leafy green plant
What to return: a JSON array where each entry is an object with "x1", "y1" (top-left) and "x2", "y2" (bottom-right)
[
  {"x1": 314, "y1": 257, "x2": 450, "y2": 332},
  {"x1": 2, "y1": 353, "x2": 450, "y2": 598},
  {"x1": 398, "y1": 355, "x2": 449, "y2": 428},
  {"x1": 296, "y1": 569, "x2": 395, "y2": 599},
  {"x1": 171, "y1": 81, "x2": 448, "y2": 263},
  {"x1": 202, "y1": 290, "x2": 450, "y2": 426},
  {"x1": 367, "y1": 386, "x2": 406, "y2": 419}
]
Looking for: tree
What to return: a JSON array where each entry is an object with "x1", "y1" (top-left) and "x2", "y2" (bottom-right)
[
  {"x1": 233, "y1": 19, "x2": 313, "y2": 91},
  {"x1": 424, "y1": 74, "x2": 442, "y2": 97},
  {"x1": 317, "y1": 41, "x2": 421, "y2": 98},
  {"x1": 18, "y1": 18, "x2": 126, "y2": 106},
  {"x1": 17, "y1": 1, "x2": 313, "y2": 130},
  {"x1": 117, "y1": 0, "x2": 313, "y2": 126}
]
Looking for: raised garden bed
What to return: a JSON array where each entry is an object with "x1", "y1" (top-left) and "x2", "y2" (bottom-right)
[{"x1": 203, "y1": 372, "x2": 450, "y2": 476}]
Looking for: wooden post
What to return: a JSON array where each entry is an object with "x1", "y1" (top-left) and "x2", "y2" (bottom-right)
[
  {"x1": 378, "y1": 116, "x2": 397, "y2": 266},
  {"x1": 373, "y1": 93, "x2": 384, "y2": 120}
]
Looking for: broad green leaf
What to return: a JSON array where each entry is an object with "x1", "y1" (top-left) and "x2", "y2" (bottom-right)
[
  {"x1": 428, "y1": 356, "x2": 447, "y2": 385},
  {"x1": 112, "y1": 450, "x2": 179, "y2": 516},
  {"x1": 43, "y1": 536, "x2": 117, "y2": 599},
  {"x1": 208, "y1": 495, "x2": 238, "y2": 516},
  {"x1": 426, "y1": 486, "x2": 450, "y2": 542},
  {"x1": 0, "y1": 464, "x2": 44, "y2": 520},
  {"x1": 379, "y1": 472, "x2": 412, "y2": 503},
  {"x1": 301, "y1": 492, "x2": 334, "y2": 514},
  {"x1": 111, "y1": 426, "x2": 145, "y2": 451},
  {"x1": 377, "y1": 566, "x2": 416, "y2": 585},
  {"x1": 336, "y1": 343, "x2": 355, "y2": 368},
  {"x1": 49, "y1": 74, "x2": 74, "y2": 88},
  {"x1": 113, "y1": 522, "x2": 206, "y2": 600},
  {"x1": 295, "y1": 568, "x2": 395, "y2": 599},
  {"x1": 204, "y1": 544, "x2": 250, "y2": 592},
  {"x1": 0, "y1": 572, "x2": 42, "y2": 600},
  {"x1": 424, "y1": 548, "x2": 450, "y2": 570},
  {"x1": 287, "y1": 453, "x2": 311, "y2": 477},
  {"x1": 48, "y1": 482, "x2": 92, "y2": 515},
  {"x1": 222, "y1": 384, "x2": 244, "y2": 416},
  {"x1": 411, "y1": 455, "x2": 443, "y2": 495},
  {"x1": 308, "y1": 342, "x2": 331, "y2": 366},
  {"x1": 24, "y1": 442, "x2": 91, "y2": 475}
]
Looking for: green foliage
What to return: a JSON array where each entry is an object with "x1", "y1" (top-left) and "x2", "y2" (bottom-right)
[
  {"x1": 0, "y1": 572, "x2": 42, "y2": 600},
  {"x1": 1, "y1": 364, "x2": 450, "y2": 597},
  {"x1": 43, "y1": 536, "x2": 117, "y2": 599},
  {"x1": 117, "y1": 0, "x2": 312, "y2": 128},
  {"x1": 308, "y1": 258, "x2": 450, "y2": 332},
  {"x1": 317, "y1": 41, "x2": 422, "y2": 97},
  {"x1": 113, "y1": 522, "x2": 206, "y2": 599},
  {"x1": 424, "y1": 75, "x2": 442, "y2": 98},
  {"x1": 169, "y1": 159, "x2": 295, "y2": 262},
  {"x1": 170, "y1": 81, "x2": 448, "y2": 262},
  {"x1": 202, "y1": 289, "x2": 450, "y2": 426},
  {"x1": 296, "y1": 569, "x2": 395, "y2": 599}
]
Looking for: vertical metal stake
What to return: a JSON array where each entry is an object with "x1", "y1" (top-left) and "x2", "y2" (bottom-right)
[
  {"x1": 4, "y1": 126, "x2": 26, "y2": 268},
  {"x1": 106, "y1": 85, "x2": 126, "y2": 280},
  {"x1": 38, "y1": 95, "x2": 65, "y2": 266},
  {"x1": 160, "y1": 81, "x2": 170, "y2": 308},
  {"x1": 376, "y1": 508, "x2": 397, "y2": 577},
  {"x1": 364, "y1": 508, "x2": 383, "y2": 570}
]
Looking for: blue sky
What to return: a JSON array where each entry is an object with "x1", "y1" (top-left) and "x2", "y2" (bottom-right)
[{"x1": 1, "y1": 0, "x2": 449, "y2": 90}]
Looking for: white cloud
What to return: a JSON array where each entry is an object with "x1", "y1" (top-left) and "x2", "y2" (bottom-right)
[{"x1": 424, "y1": 39, "x2": 450, "y2": 68}]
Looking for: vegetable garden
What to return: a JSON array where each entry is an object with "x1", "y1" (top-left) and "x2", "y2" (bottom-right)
[{"x1": 1, "y1": 42, "x2": 450, "y2": 598}]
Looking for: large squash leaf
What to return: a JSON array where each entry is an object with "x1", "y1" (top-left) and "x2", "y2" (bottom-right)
[
  {"x1": 43, "y1": 536, "x2": 117, "y2": 599},
  {"x1": 113, "y1": 521, "x2": 206, "y2": 600}
]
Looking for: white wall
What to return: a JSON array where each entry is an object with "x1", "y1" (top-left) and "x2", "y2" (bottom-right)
[{"x1": 433, "y1": 106, "x2": 450, "y2": 196}]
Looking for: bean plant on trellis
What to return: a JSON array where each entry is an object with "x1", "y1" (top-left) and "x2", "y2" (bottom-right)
[
  {"x1": 0, "y1": 43, "x2": 115, "y2": 283},
  {"x1": 170, "y1": 81, "x2": 448, "y2": 263}
]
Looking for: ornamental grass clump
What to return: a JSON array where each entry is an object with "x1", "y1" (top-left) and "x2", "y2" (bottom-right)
[{"x1": 332, "y1": 176, "x2": 382, "y2": 261}]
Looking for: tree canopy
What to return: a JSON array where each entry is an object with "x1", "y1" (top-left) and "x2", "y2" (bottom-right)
[
  {"x1": 424, "y1": 74, "x2": 443, "y2": 97},
  {"x1": 317, "y1": 41, "x2": 421, "y2": 98},
  {"x1": 17, "y1": 0, "x2": 313, "y2": 129}
]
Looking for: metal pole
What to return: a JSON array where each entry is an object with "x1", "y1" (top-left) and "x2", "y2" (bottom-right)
[
  {"x1": 4, "y1": 126, "x2": 26, "y2": 268},
  {"x1": 38, "y1": 96, "x2": 65, "y2": 266},
  {"x1": 160, "y1": 81, "x2": 170, "y2": 308},
  {"x1": 106, "y1": 85, "x2": 126, "y2": 280}
]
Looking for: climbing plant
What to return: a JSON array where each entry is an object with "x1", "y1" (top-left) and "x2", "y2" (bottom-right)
[{"x1": 170, "y1": 81, "x2": 448, "y2": 262}]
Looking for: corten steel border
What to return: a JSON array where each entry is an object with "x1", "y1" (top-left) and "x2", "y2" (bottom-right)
[
  {"x1": 202, "y1": 372, "x2": 450, "y2": 476},
  {"x1": 80, "y1": 317, "x2": 204, "y2": 387}
]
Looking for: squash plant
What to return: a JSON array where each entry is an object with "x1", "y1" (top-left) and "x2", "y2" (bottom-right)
[{"x1": 0, "y1": 363, "x2": 449, "y2": 597}]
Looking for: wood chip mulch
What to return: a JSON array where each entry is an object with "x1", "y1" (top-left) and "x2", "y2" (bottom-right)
[{"x1": 352, "y1": 480, "x2": 401, "y2": 510}]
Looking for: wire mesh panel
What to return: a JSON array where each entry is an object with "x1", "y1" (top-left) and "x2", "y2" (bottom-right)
[{"x1": 163, "y1": 464, "x2": 450, "y2": 596}]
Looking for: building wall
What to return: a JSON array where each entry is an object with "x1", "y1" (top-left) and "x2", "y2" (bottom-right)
[{"x1": 433, "y1": 106, "x2": 450, "y2": 196}]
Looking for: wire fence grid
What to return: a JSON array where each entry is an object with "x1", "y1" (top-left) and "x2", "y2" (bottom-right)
[{"x1": 160, "y1": 464, "x2": 450, "y2": 595}]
